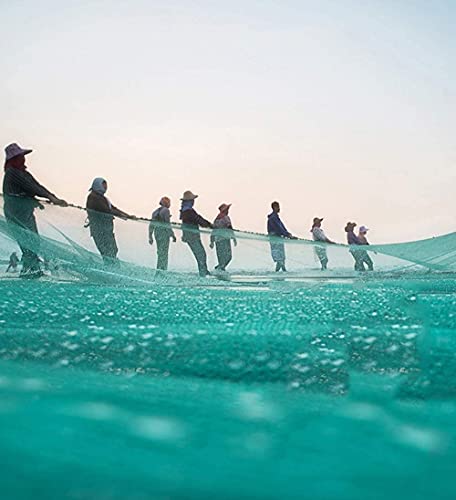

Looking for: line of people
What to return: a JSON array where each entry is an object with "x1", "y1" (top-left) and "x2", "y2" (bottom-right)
[
  {"x1": 3, "y1": 142, "x2": 374, "y2": 278},
  {"x1": 87, "y1": 188, "x2": 374, "y2": 275},
  {"x1": 266, "y1": 201, "x2": 374, "y2": 272},
  {"x1": 148, "y1": 190, "x2": 236, "y2": 277}
]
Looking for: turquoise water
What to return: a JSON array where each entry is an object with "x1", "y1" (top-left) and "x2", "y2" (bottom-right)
[{"x1": 1, "y1": 278, "x2": 456, "y2": 499}]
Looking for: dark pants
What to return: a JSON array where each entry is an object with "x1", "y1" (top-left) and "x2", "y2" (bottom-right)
[
  {"x1": 215, "y1": 240, "x2": 232, "y2": 271},
  {"x1": 156, "y1": 236, "x2": 171, "y2": 270},
  {"x1": 186, "y1": 238, "x2": 209, "y2": 276},
  {"x1": 6, "y1": 214, "x2": 42, "y2": 277},
  {"x1": 92, "y1": 231, "x2": 118, "y2": 264}
]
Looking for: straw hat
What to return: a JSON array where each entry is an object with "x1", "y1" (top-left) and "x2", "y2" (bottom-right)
[
  {"x1": 5, "y1": 143, "x2": 32, "y2": 161},
  {"x1": 181, "y1": 190, "x2": 198, "y2": 201},
  {"x1": 345, "y1": 222, "x2": 357, "y2": 231}
]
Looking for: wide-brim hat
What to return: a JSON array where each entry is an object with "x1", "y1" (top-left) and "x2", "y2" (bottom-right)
[
  {"x1": 181, "y1": 190, "x2": 198, "y2": 201},
  {"x1": 5, "y1": 143, "x2": 33, "y2": 161},
  {"x1": 218, "y1": 203, "x2": 232, "y2": 212},
  {"x1": 345, "y1": 221, "x2": 357, "y2": 231}
]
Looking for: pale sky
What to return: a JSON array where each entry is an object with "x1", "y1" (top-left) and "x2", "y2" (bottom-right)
[{"x1": 1, "y1": 0, "x2": 455, "y2": 243}]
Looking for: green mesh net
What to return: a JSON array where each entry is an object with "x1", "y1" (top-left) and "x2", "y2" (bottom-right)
[{"x1": 1, "y1": 197, "x2": 456, "y2": 499}]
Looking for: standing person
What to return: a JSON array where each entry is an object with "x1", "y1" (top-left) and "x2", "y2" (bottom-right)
[
  {"x1": 357, "y1": 225, "x2": 374, "y2": 271},
  {"x1": 3, "y1": 143, "x2": 67, "y2": 278},
  {"x1": 180, "y1": 190, "x2": 213, "y2": 277},
  {"x1": 6, "y1": 252, "x2": 19, "y2": 273},
  {"x1": 267, "y1": 201, "x2": 297, "y2": 272},
  {"x1": 345, "y1": 222, "x2": 365, "y2": 271},
  {"x1": 311, "y1": 217, "x2": 335, "y2": 270},
  {"x1": 148, "y1": 196, "x2": 176, "y2": 271},
  {"x1": 210, "y1": 203, "x2": 237, "y2": 271},
  {"x1": 86, "y1": 177, "x2": 132, "y2": 263}
]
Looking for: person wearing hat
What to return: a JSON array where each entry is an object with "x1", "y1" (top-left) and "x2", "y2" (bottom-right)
[
  {"x1": 3, "y1": 143, "x2": 67, "y2": 278},
  {"x1": 179, "y1": 191, "x2": 213, "y2": 277},
  {"x1": 86, "y1": 177, "x2": 132, "y2": 263},
  {"x1": 149, "y1": 196, "x2": 176, "y2": 271},
  {"x1": 209, "y1": 203, "x2": 237, "y2": 272},
  {"x1": 357, "y1": 225, "x2": 374, "y2": 271},
  {"x1": 267, "y1": 201, "x2": 297, "y2": 272},
  {"x1": 345, "y1": 222, "x2": 366, "y2": 271},
  {"x1": 311, "y1": 217, "x2": 335, "y2": 270}
]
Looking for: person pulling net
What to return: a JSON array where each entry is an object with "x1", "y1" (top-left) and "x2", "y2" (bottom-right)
[
  {"x1": 180, "y1": 191, "x2": 213, "y2": 277},
  {"x1": 148, "y1": 196, "x2": 177, "y2": 271},
  {"x1": 85, "y1": 177, "x2": 134, "y2": 264},
  {"x1": 210, "y1": 203, "x2": 237, "y2": 272},
  {"x1": 2, "y1": 143, "x2": 67, "y2": 278}
]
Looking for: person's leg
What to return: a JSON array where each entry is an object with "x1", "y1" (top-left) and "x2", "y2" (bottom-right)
[
  {"x1": 92, "y1": 231, "x2": 118, "y2": 264},
  {"x1": 104, "y1": 233, "x2": 119, "y2": 265},
  {"x1": 280, "y1": 243, "x2": 287, "y2": 271},
  {"x1": 319, "y1": 256, "x2": 328, "y2": 270},
  {"x1": 351, "y1": 251, "x2": 363, "y2": 271},
  {"x1": 215, "y1": 242, "x2": 224, "y2": 270},
  {"x1": 223, "y1": 241, "x2": 233, "y2": 269},
  {"x1": 156, "y1": 237, "x2": 170, "y2": 270},
  {"x1": 272, "y1": 242, "x2": 286, "y2": 271},
  {"x1": 14, "y1": 216, "x2": 43, "y2": 278},
  {"x1": 320, "y1": 249, "x2": 328, "y2": 270},
  {"x1": 356, "y1": 254, "x2": 366, "y2": 271},
  {"x1": 364, "y1": 253, "x2": 374, "y2": 271},
  {"x1": 216, "y1": 240, "x2": 232, "y2": 271},
  {"x1": 188, "y1": 239, "x2": 209, "y2": 276}
]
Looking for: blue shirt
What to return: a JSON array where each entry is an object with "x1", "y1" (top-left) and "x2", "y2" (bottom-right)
[{"x1": 267, "y1": 212, "x2": 291, "y2": 238}]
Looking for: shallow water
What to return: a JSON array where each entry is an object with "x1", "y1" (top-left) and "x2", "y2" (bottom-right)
[{"x1": 1, "y1": 278, "x2": 456, "y2": 499}]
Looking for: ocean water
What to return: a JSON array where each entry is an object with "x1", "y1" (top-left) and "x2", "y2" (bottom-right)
[{"x1": 1, "y1": 277, "x2": 456, "y2": 499}]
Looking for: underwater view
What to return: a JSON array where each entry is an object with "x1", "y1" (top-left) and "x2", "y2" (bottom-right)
[{"x1": 1, "y1": 200, "x2": 456, "y2": 499}]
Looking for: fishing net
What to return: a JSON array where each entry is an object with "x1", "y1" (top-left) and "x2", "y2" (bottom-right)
[
  {"x1": 1, "y1": 195, "x2": 455, "y2": 285},
  {"x1": 1, "y1": 195, "x2": 456, "y2": 499}
]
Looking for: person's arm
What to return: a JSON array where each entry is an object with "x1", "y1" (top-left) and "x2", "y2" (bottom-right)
[
  {"x1": 278, "y1": 218, "x2": 293, "y2": 238},
  {"x1": 323, "y1": 231, "x2": 336, "y2": 244},
  {"x1": 162, "y1": 208, "x2": 177, "y2": 241},
  {"x1": 16, "y1": 170, "x2": 67, "y2": 205},
  {"x1": 148, "y1": 218, "x2": 155, "y2": 245},
  {"x1": 161, "y1": 208, "x2": 171, "y2": 224},
  {"x1": 194, "y1": 211, "x2": 213, "y2": 228},
  {"x1": 111, "y1": 204, "x2": 132, "y2": 219},
  {"x1": 227, "y1": 217, "x2": 237, "y2": 244}
]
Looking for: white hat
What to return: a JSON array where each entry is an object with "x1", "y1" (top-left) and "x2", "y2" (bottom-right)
[
  {"x1": 359, "y1": 226, "x2": 369, "y2": 233},
  {"x1": 5, "y1": 143, "x2": 33, "y2": 161}
]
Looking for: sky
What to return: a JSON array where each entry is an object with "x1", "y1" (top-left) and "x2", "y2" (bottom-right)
[{"x1": 1, "y1": 0, "x2": 455, "y2": 243}]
